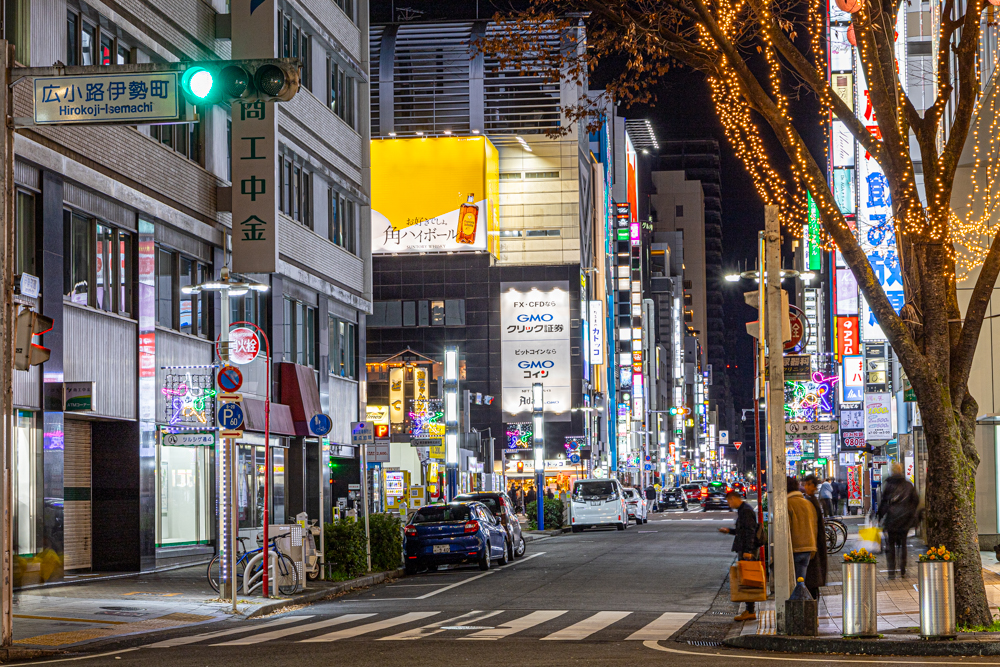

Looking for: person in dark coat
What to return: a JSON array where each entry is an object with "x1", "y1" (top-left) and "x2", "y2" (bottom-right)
[
  {"x1": 802, "y1": 475, "x2": 828, "y2": 600},
  {"x1": 718, "y1": 490, "x2": 759, "y2": 621},
  {"x1": 526, "y1": 486, "x2": 537, "y2": 508},
  {"x1": 645, "y1": 485, "x2": 658, "y2": 512},
  {"x1": 877, "y1": 463, "x2": 919, "y2": 578}
]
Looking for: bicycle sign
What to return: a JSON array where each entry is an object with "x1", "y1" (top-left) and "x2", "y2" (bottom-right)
[
  {"x1": 309, "y1": 413, "x2": 332, "y2": 437},
  {"x1": 219, "y1": 402, "x2": 245, "y2": 430}
]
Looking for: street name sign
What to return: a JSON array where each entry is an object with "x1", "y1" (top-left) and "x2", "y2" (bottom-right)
[
  {"x1": 34, "y1": 73, "x2": 179, "y2": 125},
  {"x1": 785, "y1": 421, "x2": 838, "y2": 435}
]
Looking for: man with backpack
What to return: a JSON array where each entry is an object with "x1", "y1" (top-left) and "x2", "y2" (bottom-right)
[{"x1": 719, "y1": 489, "x2": 760, "y2": 621}]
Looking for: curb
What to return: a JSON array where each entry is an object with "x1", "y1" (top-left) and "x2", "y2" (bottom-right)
[
  {"x1": 0, "y1": 647, "x2": 62, "y2": 662},
  {"x1": 724, "y1": 634, "x2": 1000, "y2": 656},
  {"x1": 246, "y1": 569, "x2": 404, "y2": 619}
]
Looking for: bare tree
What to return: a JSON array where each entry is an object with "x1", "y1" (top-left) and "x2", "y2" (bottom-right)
[{"x1": 483, "y1": 0, "x2": 997, "y2": 625}]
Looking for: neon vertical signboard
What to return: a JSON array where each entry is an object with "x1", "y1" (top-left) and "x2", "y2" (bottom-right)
[
  {"x1": 841, "y1": 355, "x2": 864, "y2": 402},
  {"x1": 588, "y1": 300, "x2": 604, "y2": 364}
]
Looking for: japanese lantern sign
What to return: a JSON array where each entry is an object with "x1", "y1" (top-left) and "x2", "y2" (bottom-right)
[{"x1": 854, "y1": 16, "x2": 906, "y2": 343}]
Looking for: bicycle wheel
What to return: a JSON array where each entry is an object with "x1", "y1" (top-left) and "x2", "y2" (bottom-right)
[
  {"x1": 276, "y1": 553, "x2": 300, "y2": 596},
  {"x1": 824, "y1": 523, "x2": 839, "y2": 553},
  {"x1": 208, "y1": 553, "x2": 247, "y2": 593}
]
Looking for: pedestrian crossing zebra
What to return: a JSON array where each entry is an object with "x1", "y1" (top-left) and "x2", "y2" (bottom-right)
[{"x1": 144, "y1": 610, "x2": 696, "y2": 647}]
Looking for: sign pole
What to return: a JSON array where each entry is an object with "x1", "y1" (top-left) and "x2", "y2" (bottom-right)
[
  {"x1": 765, "y1": 205, "x2": 792, "y2": 633},
  {"x1": 361, "y1": 437, "x2": 371, "y2": 572}
]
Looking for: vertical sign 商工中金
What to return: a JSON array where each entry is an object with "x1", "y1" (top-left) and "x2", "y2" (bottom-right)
[
  {"x1": 854, "y1": 13, "x2": 906, "y2": 343},
  {"x1": 230, "y1": 0, "x2": 278, "y2": 274},
  {"x1": 501, "y1": 281, "x2": 572, "y2": 421}
]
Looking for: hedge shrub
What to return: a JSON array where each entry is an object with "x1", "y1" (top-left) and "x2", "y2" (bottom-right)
[
  {"x1": 527, "y1": 498, "x2": 564, "y2": 530},
  {"x1": 368, "y1": 513, "x2": 403, "y2": 572},
  {"x1": 324, "y1": 513, "x2": 404, "y2": 578}
]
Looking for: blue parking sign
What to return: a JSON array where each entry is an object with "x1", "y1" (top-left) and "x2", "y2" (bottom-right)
[{"x1": 219, "y1": 402, "x2": 244, "y2": 430}]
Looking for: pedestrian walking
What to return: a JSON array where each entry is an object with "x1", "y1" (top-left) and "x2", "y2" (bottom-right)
[
  {"x1": 877, "y1": 463, "x2": 919, "y2": 578},
  {"x1": 787, "y1": 476, "x2": 818, "y2": 584},
  {"x1": 836, "y1": 479, "x2": 849, "y2": 515},
  {"x1": 526, "y1": 486, "x2": 537, "y2": 508},
  {"x1": 645, "y1": 484, "x2": 658, "y2": 513},
  {"x1": 546, "y1": 487, "x2": 555, "y2": 500},
  {"x1": 818, "y1": 477, "x2": 834, "y2": 517},
  {"x1": 718, "y1": 490, "x2": 760, "y2": 621},
  {"x1": 802, "y1": 475, "x2": 828, "y2": 600},
  {"x1": 830, "y1": 478, "x2": 842, "y2": 517}
]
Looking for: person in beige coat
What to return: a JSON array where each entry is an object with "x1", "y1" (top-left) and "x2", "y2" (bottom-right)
[{"x1": 787, "y1": 476, "x2": 817, "y2": 583}]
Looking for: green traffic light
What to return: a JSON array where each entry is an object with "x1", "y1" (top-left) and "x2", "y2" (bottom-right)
[{"x1": 182, "y1": 67, "x2": 215, "y2": 100}]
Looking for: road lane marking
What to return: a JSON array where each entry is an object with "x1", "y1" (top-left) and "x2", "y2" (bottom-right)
[
  {"x1": 144, "y1": 616, "x2": 308, "y2": 648},
  {"x1": 379, "y1": 611, "x2": 504, "y2": 640},
  {"x1": 301, "y1": 612, "x2": 439, "y2": 642},
  {"x1": 642, "y1": 640, "x2": 1000, "y2": 663},
  {"x1": 540, "y1": 611, "x2": 632, "y2": 641},
  {"x1": 212, "y1": 614, "x2": 374, "y2": 645},
  {"x1": 460, "y1": 610, "x2": 567, "y2": 641},
  {"x1": 625, "y1": 612, "x2": 696, "y2": 640}
]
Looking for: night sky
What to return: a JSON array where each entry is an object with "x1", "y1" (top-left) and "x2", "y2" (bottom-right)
[{"x1": 370, "y1": 0, "x2": 825, "y2": 451}]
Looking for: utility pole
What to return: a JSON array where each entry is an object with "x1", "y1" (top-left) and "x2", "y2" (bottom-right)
[
  {"x1": 764, "y1": 205, "x2": 792, "y2": 633},
  {"x1": 2, "y1": 41, "x2": 14, "y2": 647}
]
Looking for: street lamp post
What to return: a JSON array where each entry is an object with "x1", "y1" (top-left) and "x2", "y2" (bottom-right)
[
  {"x1": 183, "y1": 267, "x2": 268, "y2": 610},
  {"x1": 532, "y1": 382, "x2": 544, "y2": 531},
  {"x1": 444, "y1": 346, "x2": 459, "y2": 501}
]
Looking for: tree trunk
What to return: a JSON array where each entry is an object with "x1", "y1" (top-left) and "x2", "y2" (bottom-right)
[{"x1": 919, "y1": 386, "x2": 991, "y2": 627}]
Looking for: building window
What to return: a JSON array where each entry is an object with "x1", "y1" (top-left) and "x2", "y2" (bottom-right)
[
  {"x1": 156, "y1": 248, "x2": 209, "y2": 336},
  {"x1": 675, "y1": 205, "x2": 684, "y2": 217},
  {"x1": 279, "y1": 13, "x2": 310, "y2": 90},
  {"x1": 230, "y1": 281, "x2": 268, "y2": 333},
  {"x1": 279, "y1": 154, "x2": 311, "y2": 227},
  {"x1": 334, "y1": 0, "x2": 355, "y2": 23},
  {"x1": 329, "y1": 186, "x2": 356, "y2": 253},
  {"x1": 67, "y1": 11, "x2": 130, "y2": 68},
  {"x1": 15, "y1": 191, "x2": 35, "y2": 279},
  {"x1": 327, "y1": 57, "x2": 356, "y2": 129},
  {"x1": 283, "y1": 297, "x2": 317, "y2": 368},
  {"x1": 369, "y1": 300, "x2": 465, "y2": 327},
  {"x1": 330, "y1": 316, "x2": 356, "y2": 379},
  {"x1": 150, "y1": 123, "x2": 201, "y2": 163},
  {"x1": 64, "y1": 210, "x2": 133, "y2": 316}
]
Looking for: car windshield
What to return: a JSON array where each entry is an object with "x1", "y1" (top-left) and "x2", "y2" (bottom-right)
[
  {"x1": 411, "y1": 505, "x2": 472, "y2": 524},
  {"x1": 574, "y1": 481, "x2": 615, "y2": 500},
  {"x1": 682, "y1": 484, "x2": 700, "y2": 490},
  {"x1": 456, "y1": 495, "x2": 500, "y2": 514}
]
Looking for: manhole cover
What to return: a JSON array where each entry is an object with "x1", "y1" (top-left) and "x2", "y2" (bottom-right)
[{"x1": 440, "y1": 626, "x2": 493, "y2": 631}]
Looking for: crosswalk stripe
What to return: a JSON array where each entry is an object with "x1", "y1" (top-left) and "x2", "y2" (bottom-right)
[
  {"x1": 144, "y1": 616, "x2": 311, "y2": 648},
  {"x1": 460, "y1": 610, "x2": 567, "y2": 641},
  {"x1": 300, "y1": 612, "x2": 440, "y2": 642},
  {"x1": 625, "y1": 611, "x2": 696, "y2": 641},
  {"x1": 379, "y1": 610, "x2": 504, "y2": 641},
  {"x1": 540, "y1": 611, "x2": 632, "y2": 641},
  {"x1": 213, "y1": 614, "x2": 375, "y2": 645}
]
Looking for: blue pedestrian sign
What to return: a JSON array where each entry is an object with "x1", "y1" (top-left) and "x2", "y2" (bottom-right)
[
  {"x1": 569, "y1": 453, "x2": 581, "y2": 464},
  {"x1": 219, "y1": 402, "x2": 245, "y2": 430},
  {"x1": 309, "y1": 413, "x2": 332, "y2": 437}
]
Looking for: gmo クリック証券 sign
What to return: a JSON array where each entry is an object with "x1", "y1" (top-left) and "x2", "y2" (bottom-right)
[{"x1": 34, "y1": 73, "x2": 179, "y2": 125}]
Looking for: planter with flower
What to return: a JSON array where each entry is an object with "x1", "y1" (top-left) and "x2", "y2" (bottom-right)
[
  {"x1": 918, "y1": 546, "x2": 956, "y2": 639},
  {"x1": 841, "y1": 548, "x2": 878, "y2": 637}
]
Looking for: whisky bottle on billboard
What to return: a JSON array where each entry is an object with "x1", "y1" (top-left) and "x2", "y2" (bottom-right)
[{"x1": 456, "y1": 194, "x2": 479, "y2": 244}]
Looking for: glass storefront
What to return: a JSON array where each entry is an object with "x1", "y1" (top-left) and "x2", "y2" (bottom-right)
[
  {"x1": 14, "y1": 410, "x2": 38, "y2": 557},
  {"x1": 156, "y1": 440, "x2": 212, "y2": 546},
  {"x1": 236, "y1": 442, "x2": 286, "y2": 529}
]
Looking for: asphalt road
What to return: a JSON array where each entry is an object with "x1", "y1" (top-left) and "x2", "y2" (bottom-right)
[{"x1": 18, "y1": 509, "x2": 999, "y2": 667}]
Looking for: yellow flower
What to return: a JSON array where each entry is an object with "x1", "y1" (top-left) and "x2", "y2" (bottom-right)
[
  {"x1": 930, "y1": 555, "x2": 937, "y2": 560},
  {"x1": 944, "y1": 554, "x2": 950, "y2": 561}
]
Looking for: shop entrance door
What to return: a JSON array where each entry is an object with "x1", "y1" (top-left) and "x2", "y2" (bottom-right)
[{"x1": 64, "y1": 419, "x2": 92, "y2": 571}]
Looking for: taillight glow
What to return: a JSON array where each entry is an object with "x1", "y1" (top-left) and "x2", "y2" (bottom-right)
[
  {"x1": 404, "y1": 525, "x2": 417, "y2": 537},
  {"x1": 464, "y1": 520, "x2": 479, "y2": 534}
]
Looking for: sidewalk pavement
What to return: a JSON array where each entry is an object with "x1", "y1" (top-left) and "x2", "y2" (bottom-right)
[
  {"x1": 8, "y1": 564, "x2": 401, "y2": 653},
  {"x1": 724, "y1": 533, "x2": 1000, "y2": 655}
]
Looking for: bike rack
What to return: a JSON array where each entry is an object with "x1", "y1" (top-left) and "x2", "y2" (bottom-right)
[{"x1": 243, "y1": 551, "x2": 279, "y2": 596}]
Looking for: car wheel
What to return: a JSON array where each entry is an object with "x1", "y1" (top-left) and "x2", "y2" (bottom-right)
[
  {"x1": 478, "y1": 546, "x2": 491, "y2": 571},
  {"x1": 404, "y1": 562, "x2": 418, "y2": 575},
  {"x1": 515, "y1": 535, "x2": 526, "y2": 556},
  {"x1": 617, "y1": 522, "x2": 626, "y2": 531},
  {"x1": 634, "y1": 516, "x2": 641, "y2": 525},
  {"x1": 499, "y1": 540, "x2": 510, "y2": 565}
]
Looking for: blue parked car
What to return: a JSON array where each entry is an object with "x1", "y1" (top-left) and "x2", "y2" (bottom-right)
[{"x1": 404, "y1": 502, "x2": 509, "y2": 574}]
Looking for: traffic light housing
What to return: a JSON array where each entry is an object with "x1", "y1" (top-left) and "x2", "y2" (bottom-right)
[
  {"x1": 179, "y1": 59, "x2": 301, "y2": 106},
  {"x1": 14, "y1": 308, "x2": 53, "y2": 371}
]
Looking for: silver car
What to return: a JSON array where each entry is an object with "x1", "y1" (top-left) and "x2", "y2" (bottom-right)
[{"x1": 454, "y1": 492, "x2": 526, "y2": 558}]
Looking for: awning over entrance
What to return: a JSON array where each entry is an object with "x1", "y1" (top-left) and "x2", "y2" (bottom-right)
[{"x1": 242, "y1": 397, "x2": 296, "y2": 435}]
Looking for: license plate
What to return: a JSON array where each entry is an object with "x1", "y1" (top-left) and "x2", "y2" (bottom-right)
[
  {"x1": 433, "y1": 544, "x2": 450, "y2": 554},
  {"x1": 589, "y1": 501, "x2": 602, "y2": 506}
]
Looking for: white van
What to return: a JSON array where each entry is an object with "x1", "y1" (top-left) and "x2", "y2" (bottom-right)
[{"x1": 569, "y1": 478, "x2": 629, "y2": 532}]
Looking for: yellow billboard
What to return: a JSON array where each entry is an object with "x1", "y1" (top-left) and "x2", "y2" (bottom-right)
[{"x1": 371, "y1": 137, "x2": 499, "y2": 256}]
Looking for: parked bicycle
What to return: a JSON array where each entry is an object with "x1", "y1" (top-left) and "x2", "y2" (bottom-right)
[
  {"x1": 207, "y1": 532, "x2": 300, "y2": 596},
  {"x1": 824, "y1": 517, "x2": 848, "y2": 553}
]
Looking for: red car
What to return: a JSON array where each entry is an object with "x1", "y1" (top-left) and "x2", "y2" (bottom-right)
[{"x1": 681, "y1": 483, "x2": 702, "y2": 504}]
